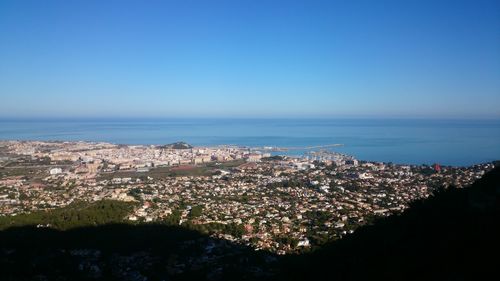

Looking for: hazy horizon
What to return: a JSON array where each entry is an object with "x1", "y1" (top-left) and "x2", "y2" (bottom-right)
[{"x1": 1, "y1": 116, "x2": 500, "y2": 121}]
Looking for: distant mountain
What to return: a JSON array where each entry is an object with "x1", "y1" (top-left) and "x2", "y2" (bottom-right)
[{"x1": 159, "y1": 142, "x2": 193, "y2": 149}]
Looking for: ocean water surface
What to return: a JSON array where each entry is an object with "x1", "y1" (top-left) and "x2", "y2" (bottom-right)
[{"x1": 0, "y1": 118, "x2": 499, "y2": 166}]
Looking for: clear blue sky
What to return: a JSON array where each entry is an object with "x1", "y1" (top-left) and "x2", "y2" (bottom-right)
[{"x1": 0, "y1": 0, "x2": 499, "y2": 118}]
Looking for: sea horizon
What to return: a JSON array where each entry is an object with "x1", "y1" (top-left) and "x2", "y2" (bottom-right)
[{"x1": 1, "y1": 118, "x2": 499, "y2": 167}]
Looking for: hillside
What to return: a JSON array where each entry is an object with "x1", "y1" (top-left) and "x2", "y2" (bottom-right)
[
  {"x1": 279, "y1": 166, "x2": 500, "y2": 281},
  {"x1": 158, "y1": 142, "x2": 194, "y2": 150},
  {"x1": 0, "y1": 167, "x2": 498, "y2": 280}
]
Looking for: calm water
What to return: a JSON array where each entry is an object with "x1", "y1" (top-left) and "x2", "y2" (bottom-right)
[{"x1": 1, "y1": 119, "x2": 499, "y2": 166}]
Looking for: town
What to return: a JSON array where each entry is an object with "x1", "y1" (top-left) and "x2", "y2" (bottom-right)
[{"x1": 0, "y1": 140, "x2": 493, "y2": 254}]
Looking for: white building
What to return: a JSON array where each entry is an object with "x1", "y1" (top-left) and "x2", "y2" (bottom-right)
[
  {"x1": 246, "y1": 153, "x2": 262, "y2": 162},
  {"x1": 49, "y1": 168, "x2": 62, "y2": 175},
  {"x1": 297, "y1": 238, "x2": 310, "y2": 247}
]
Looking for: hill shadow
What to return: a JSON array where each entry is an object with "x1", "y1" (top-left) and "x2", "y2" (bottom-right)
[
  {"x1": 0, "y1": 224, "x2": 279, "y2": 281},
  {"x1": 0, "y1": 167, "x2": 499, "y2": 281}
]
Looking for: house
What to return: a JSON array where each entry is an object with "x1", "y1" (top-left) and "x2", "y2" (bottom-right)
[
  {"x1": 49, "y1": 168, "x2": 62, "y2": 175},
  {"x1": 297, "y1": 238, "x2": 310, "y2": 247}
]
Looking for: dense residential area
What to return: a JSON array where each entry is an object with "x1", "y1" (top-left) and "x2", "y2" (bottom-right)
[{"x1": 0, "y1": 141, "x2": 493, "y2": 255}]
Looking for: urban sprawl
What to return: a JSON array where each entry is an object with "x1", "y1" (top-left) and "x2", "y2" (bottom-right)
[{"x1": 0, "y1": 141, "x2": 493, "y2": 254}]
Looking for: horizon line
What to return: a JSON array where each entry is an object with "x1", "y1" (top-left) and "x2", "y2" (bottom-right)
[{"x1": 1, "y1": 116, "x2": 500, "y2": 121}]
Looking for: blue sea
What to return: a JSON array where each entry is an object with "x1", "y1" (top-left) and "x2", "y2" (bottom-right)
[{"x1": 1, "y1": 118, "x2": 499, "y2": 166}]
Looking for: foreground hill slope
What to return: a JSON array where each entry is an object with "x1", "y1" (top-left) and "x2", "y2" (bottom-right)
[
  {"x1": 0, "y1": 167, "x2": 498, "y2": 281},
  {"x1": 280, "y1": 166, "x2": 500, "y2": 281}
]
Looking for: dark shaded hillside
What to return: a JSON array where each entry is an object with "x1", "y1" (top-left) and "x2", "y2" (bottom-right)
[
  {"x1": 279, "y1": 166, "x2": 500, "y2": 281},
  {"x1": 0, "y1": 224, "x2": 278, "y2": 281}
]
